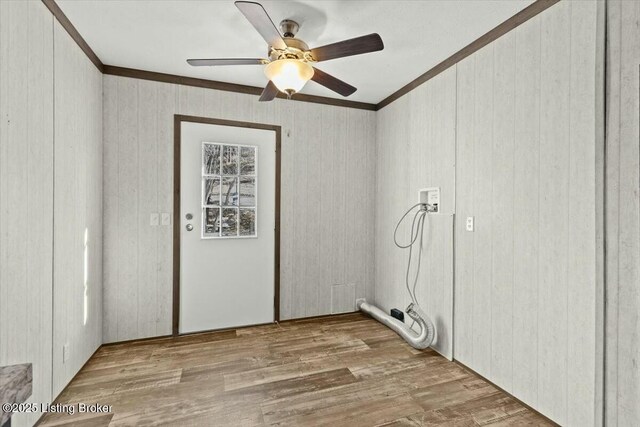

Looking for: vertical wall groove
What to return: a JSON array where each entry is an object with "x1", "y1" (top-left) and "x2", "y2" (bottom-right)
[
  {"x1": 605, "y1": 1, "x2": 640, "y2": 425},
  {"x1": 50, "y1": 4, "x2": 56, "y2": 403}
]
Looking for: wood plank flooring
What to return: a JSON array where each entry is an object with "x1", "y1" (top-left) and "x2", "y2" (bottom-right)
[{"x1": 38, "y1": 313, "x2": 555, "y2": 426}]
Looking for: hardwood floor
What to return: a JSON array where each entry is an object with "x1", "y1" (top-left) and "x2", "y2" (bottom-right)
[{"x1": 39, "y1": 313, "x2": 555, "y2": 426}]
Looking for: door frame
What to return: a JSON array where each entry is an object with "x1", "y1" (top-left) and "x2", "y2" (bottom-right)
[{"x1": 172, "y1": 114, "x2": 282, "y2": 336}]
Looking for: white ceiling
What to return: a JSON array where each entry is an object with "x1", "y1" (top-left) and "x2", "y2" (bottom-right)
[{"x1": 57, "y1": 0, "x2": 533, "y2": 104}]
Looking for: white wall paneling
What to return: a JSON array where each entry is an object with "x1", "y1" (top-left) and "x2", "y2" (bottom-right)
[
  {"x1": 102, "y1": 76, "x2": 376, "y2": 343},
  {"x1": 511, "y1": 13, "x2": 541, "y2": 407},
  {"x1": 0, "y1": 2, "x2": 54, "y2": 426},
  {"x1": 0, "y1": 2, "x2": 103, "y2": 424},
  {"x1": 490, "y1": 29, "x2": 516, "y2": 392},
  {"x1": 567, "y1": 2, "x2": 603, "y2": 424},
  {"x1": 538, "y1": 3, "x2": 571, "y2": 421},
  {"x1": 605, "y1": 1, "x2": 640, "y2": 425},
  {"x1": 52, "y1": 20, "x2": 103, "y2": 396},
  {"x1": 0, "y1": 1, "x2": 615, "y2": 425},
  {"x1": 454, "y1": 1, "x2": 602, "y2": 425},
  {"x1": 374, "y1": 68, "x2": 456, "y2": 359}
]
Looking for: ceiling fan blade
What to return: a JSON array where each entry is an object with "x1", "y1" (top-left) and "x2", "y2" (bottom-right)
[
  {"x1": 235, "y1": 1, "x2": 287, "y2": 50},
  {"x1": 310, "y1": 33, "x2": 384, "y2": 62},
  {"x1": 311, "y1": 67, "x2": 357, "y2": 97},
  {"x1": 187, "y1": 58, "x2": 264, "y2": 66},
  {"x1": 259, "y1": 81, "x2": 279, "y2": 102}
]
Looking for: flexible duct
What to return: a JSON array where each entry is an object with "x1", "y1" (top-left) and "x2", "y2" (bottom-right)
[
  {"x1": 357, "y1": 299, "x2": 435, "y2": 350},
  {"x1": 357, "y1": 202, "x2": 437, "y2": 350}
]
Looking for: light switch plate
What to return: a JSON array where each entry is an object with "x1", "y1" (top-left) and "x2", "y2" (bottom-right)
[
  {"x1": 62, "y1": 343, "x2": 69, "y2": 363},
  {"x1": 161, "y1": 213, "x2": 171, "y2": 226},
  {"x1": 150, "y1": 213, "x2": 159, "y2": 226},
  {"x1": 466, "y1": 216, "x2": 474, "y2": 232}
]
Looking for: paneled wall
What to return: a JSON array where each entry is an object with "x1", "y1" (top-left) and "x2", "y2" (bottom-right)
[
  {"x1": 0, "y1": 2, "x2": 103, "y2": 425},
  {"x1": 605, "y1": 1, "x2": 640, "y2": 425},
  {"x1": 0, "y1": 2, "x2": 54, "y2": 426},
  {"x1": 0, "y1": 1, "x2": 614, "y2": 425},
  {"x1": 102, "y1": 76, "x2": 376, "y2": 343},
  {"x1": 454, "y1": 1, "x2": 602, "y2": 425},
  {"x1": 374, "y1": 68, "x2": 456, "y2": 359},
  {"x1": 52, "y1": 22, "x2": 103, "y2": 396},
  {"x1": 375, "y1": 1, "x2": 603, "y2": 424}
]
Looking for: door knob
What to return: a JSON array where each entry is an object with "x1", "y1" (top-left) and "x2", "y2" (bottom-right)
[
  {"x1": 185, "y1": 224, "x2": 194, "y2": 231},
  {"x1": 185, "y1": 213, "x2": 193, "y2": 220}
]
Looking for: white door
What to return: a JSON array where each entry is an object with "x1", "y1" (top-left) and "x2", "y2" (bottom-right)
[{"x1": 180, "y1": 121, "x2": 276, "y2": 334}]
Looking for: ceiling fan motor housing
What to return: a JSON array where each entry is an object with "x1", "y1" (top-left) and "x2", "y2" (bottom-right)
[
  {"x1": 268, "y1": 37, "x2": 312, "y2": 62},
  {"x1": 280, "y1": 19, "x2": 299, "y2": 38}
]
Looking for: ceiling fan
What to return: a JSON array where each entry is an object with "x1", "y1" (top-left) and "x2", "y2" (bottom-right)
[{"x1": 187, "y1": 1, "x2": 384, "y2": 101}]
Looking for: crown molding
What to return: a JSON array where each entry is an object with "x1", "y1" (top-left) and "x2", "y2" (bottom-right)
[
  {"x1": 375, "y1": 0, "x2": 560, "y2": 110},
  {"x1": 102, "y1": 65, "x2": 377, "y2": 110},
  {"x1": 41, "y1": 0, "x2": 560, "y2": 111},
  {"x1": 41, "y1": 0, "x2": 104, "y2": 72},
  {"x1": 40, "y1": 0, "x2": 376, "y2": 110}
]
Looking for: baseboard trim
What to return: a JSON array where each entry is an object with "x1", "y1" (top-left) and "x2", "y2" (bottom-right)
[
  {"x1": 101, "y1": 312, "x2": 362, "y2": 346},
  {"x1": 101, "y1": 334, "x2": 174, "y2": 347},
  {"x1": 278, "y1": 311, "x2": 362, "y2": 324},
  {"x1": 453, "y1": 360, "x2": 560, "y2": 427},
  {"x1": 33, "y1": 345, "x2": 102, "y2": 426}
]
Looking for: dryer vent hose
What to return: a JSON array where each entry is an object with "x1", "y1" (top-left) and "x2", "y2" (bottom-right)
[
  {"x1": 357, "y1": 300, "x2": 435, "y2": 350},
  {"x1": 358, "y1": 202, "x2": 437, "y2": 350}
]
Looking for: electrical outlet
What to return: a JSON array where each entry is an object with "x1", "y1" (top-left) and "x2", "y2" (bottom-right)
[
  {"x1": 150, "y1": 213, "x2": 159, "y2": 226},
  {"x1": 466, "y1": 216, "x2": 474, "y2": 232},
  {"x1": 62, "y1": 343, "x2": 69, "y2": 363},
  {"x1": 161, "y1": 213, "x2": 171, "y2": 226}
]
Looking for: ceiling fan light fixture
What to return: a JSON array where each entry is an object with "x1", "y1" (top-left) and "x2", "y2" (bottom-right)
[
  {"x1": 189, "y1": 2, "x2": 383, "y2": 102},
  {"x1": 264, "y1": 59, "x2": 314, "y2": 97}
]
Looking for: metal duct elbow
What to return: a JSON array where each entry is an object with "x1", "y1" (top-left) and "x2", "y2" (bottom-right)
[{"x1": 357, "y1": 300, "x2": 435, "y2": 350}]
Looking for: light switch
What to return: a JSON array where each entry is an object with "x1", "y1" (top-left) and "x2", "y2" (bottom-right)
[
  {"x1": 150, "y1": 213, "x2": 159, "y2": 226},
  {"x1": 161, "y1": 213, "x2": 171, "y2": 226},
  {"x1": 466, "y1": 216, "x2": 474, "y2": 232}
]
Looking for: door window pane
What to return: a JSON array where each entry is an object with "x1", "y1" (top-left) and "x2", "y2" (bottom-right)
[
  {"x1": 203, "y1": 143, "x2": 221, "y2": 175},
  {"x1": 221, "y1": 177, "x2": 238, "y2": 206},
  {"x1": 202, "y1": 143, "x2": 257, "y2": 239},
  {"x1": 222, "y1": 145, "x2": 238, "y2": 175},
  {"x1": 221, "y1": 208, "x2": 238, "y2": 237},
  {"x1": 203, "y1": 207, "x2": 220, "y2": 236},
  {"x1": 239, "y1": 208, "x2": 256, "y2": 237},
  {"x1": 239, "y1": 177, "x2": 255, "y2": 207},
  {"x1": 240, "y1": 146, "x2": 256, "y2": 175},
  {"x1": 203, "y1": 177, "x2": 220, "y2": 206}
]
